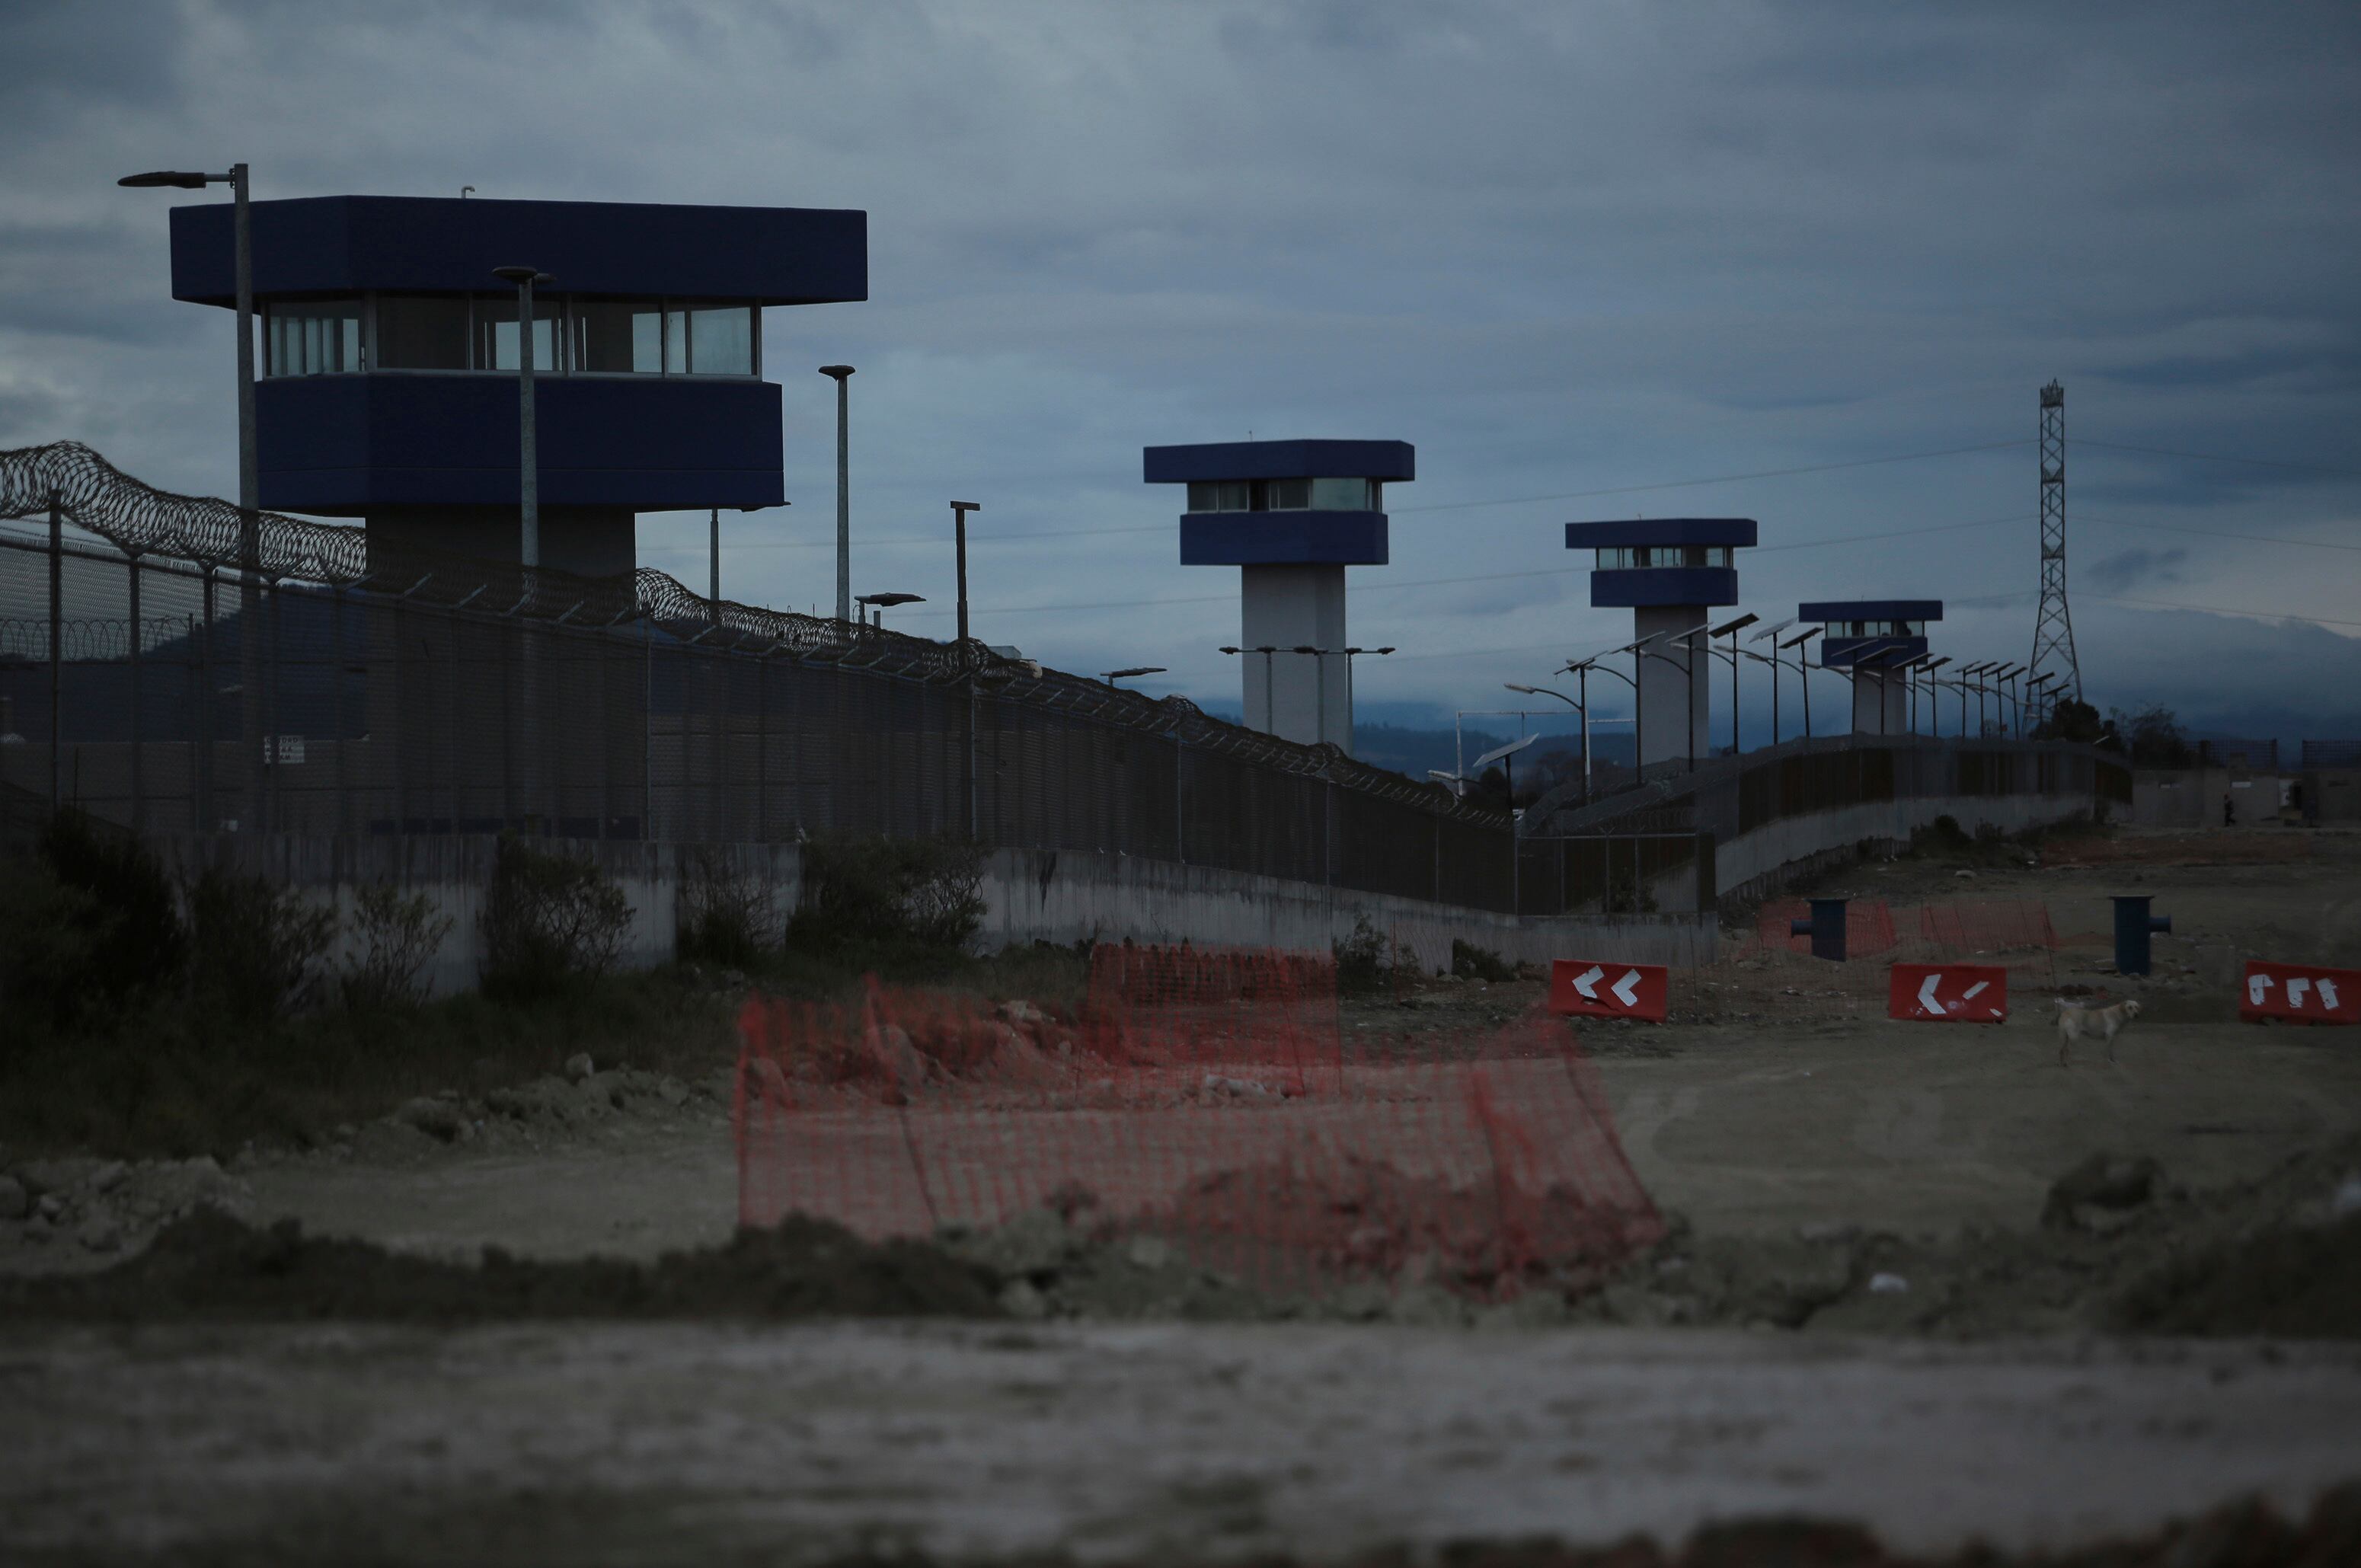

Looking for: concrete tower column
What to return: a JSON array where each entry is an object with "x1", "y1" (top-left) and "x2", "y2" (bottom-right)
[{"x1": 1239, "y1": 564, "x2": 1350, "y2": 745}]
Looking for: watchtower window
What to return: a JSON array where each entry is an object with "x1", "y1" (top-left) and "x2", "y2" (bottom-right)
[
  {"x1": 1309, "y1": 477, "x2": 1379, "y2": 510},
  {"x1": 375, "y1": 295, "x2": 469, "y2": 370},
  {"x1": 571, "y1": 299, "x2": 663, "y2": 373},
  {"x1": 1594, "y1": 544, "x2": 1733, "y2": 570},
  {"x1": 474, "y1": 294, "x2": 564, "y2": 372},
  {"x1": 264, "y1": 299, "x2": 363, "y2": 376}
]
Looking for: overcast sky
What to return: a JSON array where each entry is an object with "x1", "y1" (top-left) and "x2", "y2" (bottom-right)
[{"x1": 5, "y1": 1, "x2": 2357, "y2": 744}]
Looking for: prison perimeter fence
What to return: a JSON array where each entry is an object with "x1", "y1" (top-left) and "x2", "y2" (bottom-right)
[{"x1": 4, "y1": 439, "x2": 2121, "y2": 919}]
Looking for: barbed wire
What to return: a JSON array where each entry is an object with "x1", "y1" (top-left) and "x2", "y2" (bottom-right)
[{"x1": 0, "y1": 440, "x2": 1503, "y2": 825}]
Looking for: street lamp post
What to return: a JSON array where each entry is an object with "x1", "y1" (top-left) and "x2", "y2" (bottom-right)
[
  {"x1": 1505, "y1": 681, "x2": 1586, "y2": 805},
  {"x1": 1712, "y1": 614, "x2": 1758, "y2": 757},
  {"x1": 120, "y1": 162, "x2": 260, "y2": 827},
  {"x1": 1780, "y1": 627, "x2": 1823, "y2": 740},
  {"x1": 1101, "y1": 665, "x2": 1166, "y2": 691},
  {"x1": 1287, "y1": 644, "x2": 1393, "y2": 749},
  {"x1": 490, "y1": 267, "x2": 554, "y2": 572},
  {"x1": 855, "y1": 590, "x2": 924, "y2": 634},
  {"x1": 1560, "y1": 656, "x2": 1637, "y2": 803},
  {"x1": 949, "y1": 501, "x2": 979, "y2": 645},
  {"x1": 819, "y1": 366, "x2": 855, "y2": 624},
  {"x1": 1219, "y1": 645, "x2": 1280, "y2": 735}
]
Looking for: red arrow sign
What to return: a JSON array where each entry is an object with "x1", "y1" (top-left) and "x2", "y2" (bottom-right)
[
  {"x1": 1548, "y1": 960, "x2": 1668, "y2": 1022},
  {"x1": 2241, "y1": 960, "x2": 2361, "y2": 1025},
  {"x1": 1888, "y1": 963, "x2": 2009, "y2": 1022}
]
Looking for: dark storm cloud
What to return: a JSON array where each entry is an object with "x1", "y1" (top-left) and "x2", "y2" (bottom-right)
[{"x1": 2, "y1": 1, "x2": 2356, "y2": 739}]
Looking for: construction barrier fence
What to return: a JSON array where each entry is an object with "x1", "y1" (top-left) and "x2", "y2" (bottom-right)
[{"x1": 735, "y1": 944, "x2": 1664, "y2": 1301}]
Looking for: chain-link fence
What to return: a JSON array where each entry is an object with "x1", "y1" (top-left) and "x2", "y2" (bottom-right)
[{"x1": 0, "y1": 513, "x2": 1536, "y2": 911}]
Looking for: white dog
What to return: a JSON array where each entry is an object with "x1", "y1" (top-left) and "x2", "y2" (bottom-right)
[{"x1": 2056, "y1": 998, "x2": 2142, "y2": 1066}]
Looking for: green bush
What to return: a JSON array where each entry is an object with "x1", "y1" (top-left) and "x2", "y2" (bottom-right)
[
  {"x1": 340, "y1": 883, "x2": 455, "y2": 1011},
  {"x1": 0, "y1": 854, "x2": 112, "y2": 1039},
  {"x1": 187, "y1": 867, "x2": 338, "y2": 1024},
  {"x1": 678, "y1": 847, "x2": 776, "y2": 970},
  {"x1": 1334, "y1": 914, "x2": 1390, "y2": 997},
  {"x1": 37, "y1": 809, "x2": 185, "y2": 993},
  {"x1": 479, "y1": 835, "x2": 634, "y2": 1000},
  {"x1": 789, "y1": 834, "x2": 986, "y2": 957},
  {"x1": 1450, "y1": 937, "x2": 1517, "y2": 982}
]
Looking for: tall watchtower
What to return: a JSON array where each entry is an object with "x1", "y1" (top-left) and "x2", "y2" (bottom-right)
[
  {"x1": 1798, "y1": 599, "x2": 1943, "y2": 733},
  {"x1": 168, "y1": 195, "x2": 867, "y2": 577},
  {"x1": 1145, "y1": 438, "x2": 1412, "y2": 752},
  {"x1": 1564, "y1": 519, "x2": 1757, "y2": 771}
]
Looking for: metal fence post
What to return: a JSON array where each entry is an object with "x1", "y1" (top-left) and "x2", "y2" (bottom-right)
[
  {"x1": 127, "y1": 548, "x2": 143, "y2": 832},
  {"x1": 200, "y1": 570, "x2": 217, "y2": 830},
  {"x1": 756, "y1": 647, "x2": 771, "y2": 841},
  {"x1": 641, "y1": 614, "x2": 655, "y2": 841},
  {"x1": 184, "y1": 612, "x2": 198, "y2": 833},
  {"x1": 333, "y1": 585, "x2": 350, "y2": 838},
  {"x1": 47, "y1": 489, "x2": 62, "y2": 813}
]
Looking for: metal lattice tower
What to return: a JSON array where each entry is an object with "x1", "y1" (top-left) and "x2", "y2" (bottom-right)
[{"x1": 2028, "y1": 379, "x2": 2081, "y2": 702}]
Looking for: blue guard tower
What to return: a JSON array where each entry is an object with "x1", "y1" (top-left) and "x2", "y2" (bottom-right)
[
  {"x1": 1145, "y1": 439, "x2": 1412, "y2": 752},
  {"x1": 1563, "y1": 519, "x2": 1758, "y2": 771},
  {"x1": 1798, "y1": 600, "x2": 1943, "y2": 734},
  {"x1": 168, "y1": 195, "x2": 867, "y2": 576}
]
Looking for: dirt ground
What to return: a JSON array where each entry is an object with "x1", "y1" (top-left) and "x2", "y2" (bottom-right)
[{"x1": 5, "y1": 826, "x2": 2359, "y2": 1563}]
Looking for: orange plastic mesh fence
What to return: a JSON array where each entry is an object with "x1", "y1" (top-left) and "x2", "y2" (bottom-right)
[{"x1": 734, "y1": 948, "x2": 1663, "y2": 1301}]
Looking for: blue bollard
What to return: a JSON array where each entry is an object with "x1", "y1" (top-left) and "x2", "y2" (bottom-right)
[
  {"x1": 2111, "y1": 894, "x2": 2172, "y2": 976},
  {"x1": 1791, "y1": 896, "x2": 1851, "y2": 963}
]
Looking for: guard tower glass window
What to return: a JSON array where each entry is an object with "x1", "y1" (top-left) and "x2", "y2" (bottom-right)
[
  {"x1": 570, "y1": 299, "x2": 663, "y2": 374},
  {"x1": 1187, "y1": 481, "x2": 1251, "y2": 513},
  {"x1": 264, "y1": 299, "x2": 362, "y2": 375},
  {"x1": 1594, "y1": 544, "x2": 1734, "y2": 570},
  {"x1": 1261, "y1": 478, "x2": 1311, "y2": 510},
  {"x1": 474, "y1": 293, "x2": 564, "y2": 372},
  {"x1": 374, "y1": 295, "x2": 469, "y2": 370},
  {"x1": 1309, "y1": 477, "x2": 1378, "y2": 510},
  {"x1": 685, "y1": 303, "x2": 756, "y2": 375}
]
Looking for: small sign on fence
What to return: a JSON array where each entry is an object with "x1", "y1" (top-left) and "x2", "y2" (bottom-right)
[
  {"x1": 2241, "y1": 960, "x2": 2359, "y2": 1025},
  {"x1": 1887, "y1": 963, "x2": 2008, "y2": 1023},
  {"x1": 1548, "y1": 960, "x2": 1668, "y2": 1022}
]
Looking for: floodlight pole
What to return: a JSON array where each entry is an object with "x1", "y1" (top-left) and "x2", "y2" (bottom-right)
[
  {"x1": 950, "y1": 502, "x2": 979, "y2": 644},
  {"x1": 820, "y1": 366, "x2": 854, "y2": 624}
]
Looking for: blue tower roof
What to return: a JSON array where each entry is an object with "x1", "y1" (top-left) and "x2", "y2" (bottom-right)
[
  {"x1": 170, "y1": 195, "x2": 867, "y2": 306},
  {"x1": 1563, "y1": 518, "x2": 1759, "y2": 549},
  {"x1": 1799, "y1": 599, "x2": 1944, "y2": 622},
  {"x1": 1143, "y1": 439, "x2": 1415, "y2": 484}
]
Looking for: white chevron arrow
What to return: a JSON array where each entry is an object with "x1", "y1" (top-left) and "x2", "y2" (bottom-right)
[
  {"x1": 1919, "y1": 973, "x2": 1944, "y2": 1014},
  {"x1": 1963, "y1": 980, "x2": 1989, "y2": 1001},
  {"x1": 2321, "y1": 979, "x2": 2342, "y2": 1011},
  {"x1": 2289, "y1": 977, "x2": 2313, "y2": 1009},
  {"x1": 1612, "y1": 969, "x2": 1643, "y2": 1008},
  {"x1": 1571, "y1": 965, "x2": 1605, "y2": 1001},
  {"x1": 2250, "y1": 972, "x2": 2274, "y2": 1005}
]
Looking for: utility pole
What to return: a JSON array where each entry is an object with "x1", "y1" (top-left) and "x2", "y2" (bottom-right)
[
  {"x1": 819, "y1": 366, "x2": 854, "y2": 624},
  {"x1": 2029, "y1": 381, "x2": 2082, "y2": 703}
]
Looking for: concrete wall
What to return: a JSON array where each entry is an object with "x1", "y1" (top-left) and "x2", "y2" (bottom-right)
[
  {"x1": 1708, "y1": 788, "x2": 2091, "y2": 904},
  {"x1": 2132, "y1": 768, "x2": 2286, "y2": 828},
  {"x1": 139, "y1": 831, "x2": 1714, "y2": 998},
  {"x1": 979, "y1": 847, "x2": 1714, "y2": 972},
  {"x1": 148, "y1": 835, "x2": 801, "y2": 1000},
  {"x1": 2298, "y1": 770, "x2": 2361, "y2": 825}
]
